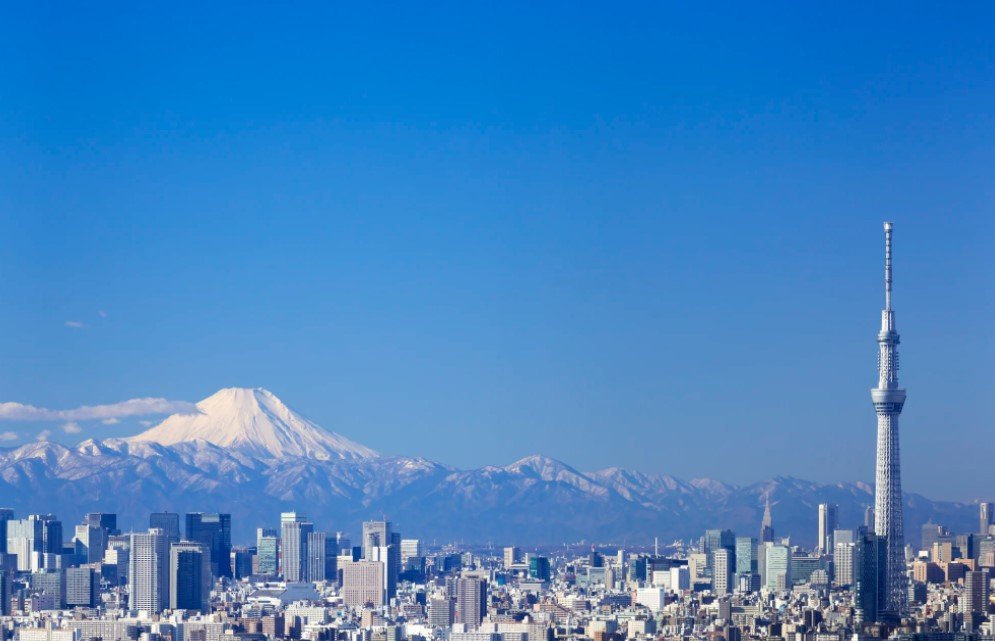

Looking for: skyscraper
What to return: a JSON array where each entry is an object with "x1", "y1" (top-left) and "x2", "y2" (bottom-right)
[
  {"x1": 74, "y1": 523, "x2": 106, "y2": 564},
  {"x1": 256, "y1": 528, "x2": 279, "y2": 576},
  {"x1": 854, "y1": 532, "x2": 887, "y2": 625},
  {"x1": 402, "y1": 539, "x2": 424, "y2": 564},
  {"x1": 6, "y1": 517, "x2": 40, "y2": 572},
  {"x1": 306, "y1": 531, "x2": 337, "y2": 582},
  {"x1": 980, "y1": 502, "x2": 992, "y2": 536},
  {"x1": 734, "y1": 537, "x2": 757, "y2": 575},
  {"x1": 280, "y1": 512, "x2": 313, "y2": 582},
  {"x1": 760, "y1": 497, "x2": 774, "y2": 543},
  {"x1": 818, "y1": 503, "x2": 838, "y2": 554},
  {"x1": 184, "y1": 513, "x2": 232, "y2": 578},
  {"x1": 703, "y1": 529, "x2": 735, "y2": 579},
  {"x1": 764, "y1": 544, "x2": 791, "y2": 590},
  {"x1": 362, "y1": 520, "x2": 399, "y2": 598},
  {"x1": 529, "y1": 556, "x2": 551, "y2": 582},
  {"x1": 455, "y1": 576, "x2": 487, "y2": 629},
  {"x1": 66, "y1": 567, "x2": 99, "y2": 608},
  {"x1": 712, "y1": 549, "x2": 732, "y2": 594},
  {"x1": 129, "y1": 528, "x2": 169, "y2": 614},
  {"x1": 170, "y1": 541, "x2": 211, "y2": 613},
  {"x1": 834, "y1": 541, "x2": 855, "y2": 587},
  {"x1": 758, "y1": 499, "x2": 774, "y2": 588},
  {"x1": 962, "y1": 569, "x2": 990, "y2": 625},
  {"x1": 84, "y1": 513, "x2": 118, "y2": 536},
  {"x1": 341, "y1": 560, "x2": 386, "y2": 607},
  {"x1": 870, "y1": 222, "x2": 907, "y2": 616},
  {"x1": 150, "y1": 513, "x2": 181, "y2": 543}
]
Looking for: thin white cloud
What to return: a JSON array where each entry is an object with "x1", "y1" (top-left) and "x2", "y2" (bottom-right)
[
  {"x1": 65, "y1": 321, "x2": 86, "y2": 329},
  {"x1": 37, "y1": 430, "x2": 51, "y2": 442},
  {"x1": 101, "y1": 418, "x2": 120, "y2": 425},
  {"x1": 0, "y1": 397, "x2": 199, "y2": 422},
  {"x1": 98, "y1": 310, "x2": 108, "y2": 318},
  {"x1": 139, "y1": 420, "x2": 153, "y2": 427},
  {"x1": 0, "y1": 431, "x2": 17, "y2": 441},
  {"x1": 61, "y1": 421, "x2": 83, "y2": 434}
]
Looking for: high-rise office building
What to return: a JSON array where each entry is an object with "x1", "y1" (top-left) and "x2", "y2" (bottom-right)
[
  {"x1": 184, "y1": 513, "x2": 232, "y2": 578},
  {"x1": 5, "y1": 518, "x2": 37, "y2": 572},
  {"x1": 854, "y1": 533, "x2": 887, "y2": 625},
  {"x1": 713, "y1": 549, "x2": 732, "y2": 594},
  {"x1": 341, "y1": 560, "x2": 386, "y2": 607},
  {"x1": 30, "y1": 570, "x2": 66, "y2": 609},
  {"x1": 980, "y1": 502, "x2": 993, "y2": 536},
  {"x1": 530, "y1": 556, "x2": 551, "y2": 582},
  {"x1": 12, "y1": 514, "x2": 64, "y2": 572},
  {"x1": 66, "y1": 567, "x2": 99, "y2": 608},
  {"x1": 503, "y1": 546, "x2": 519, "y2": 568},
  {"x1": 834, "y1": 542, "x2": 855, "y2": 587},
  {"x1": 0, "y1": 509, "x2": 12, "y2": 540},
  {"x1": 864, "y1": 506, "x2": 875, "y2": 530},
  {"x1": 921, "y1": 522, "x2": 944, "y2": 552},
  {"x1": 280, "y1": 512, "x2": 313, "y2": 582},
  {"x1": 760, "y1": 498, "x2": 775, "y2": 543},
  {"x1": 870, "y1": 222, "x2": 907, "y2": 616},
  {"x1": 735, "y1": 537, "x2": 757, "y2": 575},
  {"x1": 362, "y1": 521, "x2": 390, "y2": 558},
  {"x1": 764, "y1": 544, "x2": 791, "y2": 591},
  {"x1": 401, "y1": 539, "x2": 424, "y2": 564},
  {"x1": 455, "y1": 576, "x2": 487, "y2": 629},
  {"x1": 170, "y1": 541, "x2": 211, "y2": 613},
  {"x1": 428, "y1": 597, "x2": 455, "y2": 627},
  {"x1": 150, "y1": 513, "x2": 181, "y2": 543},
  {"x1": 84, "y1": 513, "x2": 118, "y2": 536},
  {"x1": 962, "y1": 570, "x2": 990, "y2": 618},
  {"x1": 38, "y1": 515, "x2": 62, "y2": 555},
  {"x1": 105, "y1": 541, "x2": 130, "y2": 585},
  {"x1": 834, "y1": 529, "x2": 856, "y2": 546},
  {"x1": 74, "y1": 524, "x2": 106, "y2": 564},
  {"x1": 818, "y1": 504, "x2": 838, "y2": 554},
  {"x1": 306, "y1": 531, "x2": 337, "y2": 582},
  {"x1": 0, "y1": 571, "x2": 9, "y2": 616},
  {"x1": 256, "y1": 528, "x2": 279, "y2": 576},
  {"x1": 129, "y1": 528, "x2": 169, "y2": 614},
  {"x1": 231, "y1": 548, "x2": 254, "y2": 579},
  {"x1": 362, "y1": 520, "x2": 399, "y2": 598},
  {"x1": 704, "y1": 529, "x2": 735, "y2": 578}
]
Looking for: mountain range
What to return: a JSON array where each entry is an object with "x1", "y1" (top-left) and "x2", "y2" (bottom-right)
[{"x1": 0, "y1": 387, "x2": 977, "y2": 546}]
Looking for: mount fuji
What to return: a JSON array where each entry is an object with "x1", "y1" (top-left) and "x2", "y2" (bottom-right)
[
  {"x1": 0, "y1": 388, "x2": 977, "y2": 544},
  {"x1": 129, "y1": 387, "x2": 379, "y2": 461}
]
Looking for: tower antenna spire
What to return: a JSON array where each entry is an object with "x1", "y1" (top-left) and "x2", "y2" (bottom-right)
[{"x1": 884, "y1": 221, "x2": 893, "y2": 311}]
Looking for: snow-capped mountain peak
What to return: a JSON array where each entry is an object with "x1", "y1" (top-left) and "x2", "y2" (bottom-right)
[{"x1": 127, "y1": 387, "x2": 379, "y2": 461}]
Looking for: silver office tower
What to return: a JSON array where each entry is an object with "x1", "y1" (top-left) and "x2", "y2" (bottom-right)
[{"x1": 870, "y1": 221, "x2": 906, "y2": 616}]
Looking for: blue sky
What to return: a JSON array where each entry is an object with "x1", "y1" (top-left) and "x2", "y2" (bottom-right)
[{"x1": 0, "y1": 2, "x2": 992, "y2": 499}]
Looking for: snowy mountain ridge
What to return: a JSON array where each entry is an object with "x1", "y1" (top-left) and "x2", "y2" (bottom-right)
[{"x1": 0, "y1": 387, "x2": 977, "y2": 544}]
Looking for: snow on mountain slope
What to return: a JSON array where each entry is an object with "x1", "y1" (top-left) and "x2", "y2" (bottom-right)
[{"x1": 128, "y1": 387, "x2": 379, "y2": 461}]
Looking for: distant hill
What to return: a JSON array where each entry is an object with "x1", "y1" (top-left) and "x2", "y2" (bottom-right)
[{"x1": 0, "y1": 387, "x2": 977, "y2": 545}]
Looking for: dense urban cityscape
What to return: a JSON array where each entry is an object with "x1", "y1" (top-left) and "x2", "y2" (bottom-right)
[
  {"x1": 0, "y1": 224, "x2": 987, "y2": 641},
  {"x1": 0, "y1": 496, "x2": 992, "y2": 641}
]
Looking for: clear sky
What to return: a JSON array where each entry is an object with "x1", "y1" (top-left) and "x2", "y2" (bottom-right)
[{"x1": 0, "y1": 2, "x2": 992, "y2": 499}]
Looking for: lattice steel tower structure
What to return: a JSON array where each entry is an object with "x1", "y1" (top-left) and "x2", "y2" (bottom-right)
[{"x1": 871, "y1": 221, "x2": 907, "y2": 616}]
